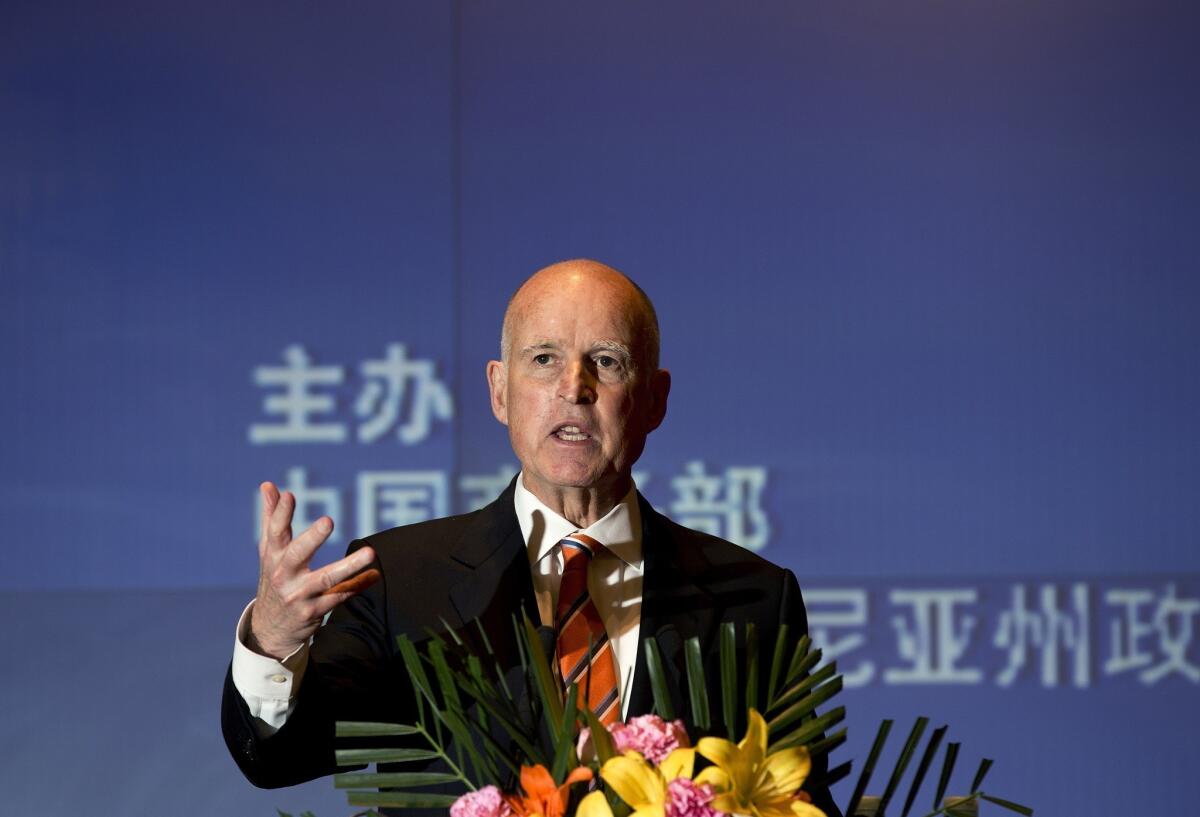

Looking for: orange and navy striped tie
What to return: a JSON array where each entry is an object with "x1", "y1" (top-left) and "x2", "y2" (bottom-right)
[{"x1": 554, "y1": 532, "x2": 620, "y2": 725}]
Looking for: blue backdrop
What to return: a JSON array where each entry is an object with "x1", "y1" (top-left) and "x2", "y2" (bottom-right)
[{"x1": 3, "y1": 1, "x2": 1198, "y2": 814}]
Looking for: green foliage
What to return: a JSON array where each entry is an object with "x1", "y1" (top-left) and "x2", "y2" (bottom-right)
[
  {"x1": 642, "y1": 636, "x2": 675, "y2": 721},
  {"x1": 719, "y1": 622, "x2": 739, "y2": 739},
  {"x1": 325, "y1": 615, "x2": 1031, "y2": 817},
  {"x1": 631, "y1": 624, "x2": 1031, "y2": 817},
  {"x1": 332, "y1": 614, "x2": 603, "y2": 812},
  {"x1": 835, "y1": 719, "x2": 1033, "y2": 817},
  {"x1": 683, "y1": 638, "x2": 711, "y2": 731}
]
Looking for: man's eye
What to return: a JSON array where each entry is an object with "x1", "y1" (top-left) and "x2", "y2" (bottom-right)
[
  {"x1": 533, "y1": 353, "x2": 553, "y2": 365},
  {"x1": 596, "y1": 355, "x2": 617, "y2": 368}
]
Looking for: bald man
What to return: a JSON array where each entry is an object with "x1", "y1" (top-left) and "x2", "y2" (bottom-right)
[{"x1": 222, "y1": 260, "x2": 840, "y2": 815}]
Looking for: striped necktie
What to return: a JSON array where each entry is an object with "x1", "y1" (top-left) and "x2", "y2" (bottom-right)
[{"x1": 554, "y1": 532, "x2": 620, "y2": 725}]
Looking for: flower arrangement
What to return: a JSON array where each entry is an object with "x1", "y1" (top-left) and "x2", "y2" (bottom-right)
[
  {"x1": 286, "y1": 616, "x2": 1031, "y2": 817},
  {"x1": 581, "y1": 710, "x2": 825, "y2": 817},
  {"x1": 447, "y1": 710, "x2": 824, "y2": 817}
]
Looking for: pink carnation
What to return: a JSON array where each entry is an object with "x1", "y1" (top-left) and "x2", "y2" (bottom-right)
[
  {"x1": 609, "y1": 714, "x2": 690, "y2": 765},
  {"x1": 450, "y1": 785, "x2": 513, "y2": 817},
  {"x1": 665, "y1": 778, "x2": 719, "y2": 817}
]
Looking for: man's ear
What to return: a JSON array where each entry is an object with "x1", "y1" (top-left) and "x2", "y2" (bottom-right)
[
  {"x1": 646, "y1": 368, "x2": 671, "y2": 433},
  {"x1": 486, "y1": 360, "x2": 508, "y2": 425}
]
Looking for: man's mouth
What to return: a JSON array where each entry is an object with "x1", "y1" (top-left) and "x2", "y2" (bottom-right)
[{"x1": 553, "y1": 424, "x2": 591, "y2": 442}]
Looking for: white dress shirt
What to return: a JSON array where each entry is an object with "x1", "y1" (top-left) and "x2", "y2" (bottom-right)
[
  {"x1": 514, "y1": 478, "x2": 643, "y2": 720},
  {"x1": 231, "y1": 475, "x2": 644, "y2": 732}
]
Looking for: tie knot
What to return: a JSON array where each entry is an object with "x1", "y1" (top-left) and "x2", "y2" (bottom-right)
[{"x1": 559, "y1": 532, "x2": 603, "y2": 566}]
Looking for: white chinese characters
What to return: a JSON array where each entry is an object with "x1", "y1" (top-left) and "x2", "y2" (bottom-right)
[
  {"x1": 249, "y1": 343, "x2": 454, "y2": 446},
  {"x1": 885, "y1": 589, "x2": 982, "y2": 685},
  {"x1": 355, "y1": 343, "x2": 454, "y2": 444},
  {"x1": 1105, "y1": 584, "x2": 1200, "y2": 684},
  {"x1": 994, "y1": 583, "x2": 1089, "y2": 688},
  {"x1": 669, "y1": 461, "x2": 770, "y2": 551},
  {"x1": 806, "y1": 589, "x2": 876, "y2": 687},
  {"x1": 249, "y1": 346, "x2": 346, "y2": 443},
  {"x1": 357, "y1": 471, "x2": 449, "y2": 536}
]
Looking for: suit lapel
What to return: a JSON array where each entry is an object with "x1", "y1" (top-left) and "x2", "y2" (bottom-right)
[
  {"x1": 438, "y1": 485, "x2": 725, "y2": 724},
  {"x1": 626, "y1": 494, "x2": 722, "y2": 718},
  {"x1": 445, "y1": 479, "x2": 538, "y2": 674}
]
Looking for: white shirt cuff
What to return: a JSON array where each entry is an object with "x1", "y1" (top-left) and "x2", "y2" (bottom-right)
[{"x1": 231, "y1": 600, "x2": 309, "y2": 733}]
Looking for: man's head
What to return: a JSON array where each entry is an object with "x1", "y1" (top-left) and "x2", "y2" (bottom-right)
[{"x1": 487, "y1": 259, "x2": 671, "y2": 516}]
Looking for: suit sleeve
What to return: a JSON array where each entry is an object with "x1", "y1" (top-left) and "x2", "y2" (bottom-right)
[
  {"x1": 780, "y1": 569, "x2": 844, "y2": 817},
  {"x1": 221, "y1": 540, "x2": 409, "y2": 788}
]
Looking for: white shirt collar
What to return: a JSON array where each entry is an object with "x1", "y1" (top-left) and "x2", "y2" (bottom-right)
[{"x1": 513, "y1": 474, "x2": 643, "y2": 570}]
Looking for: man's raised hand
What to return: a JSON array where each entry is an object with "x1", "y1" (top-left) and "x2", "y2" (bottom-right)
[{"x1": 248, "y1": 481, "x2": 381, "y2": 661}]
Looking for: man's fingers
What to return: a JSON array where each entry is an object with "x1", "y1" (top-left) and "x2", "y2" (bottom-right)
[
  {"x1": 260, "y1": 482, "x2": 279, "y2": 514},
  {"x1": 308, "y1": 547, "x2": 377, "y2": 596},
  {"x1": 310, "y1": 586, "x2": 364, "y2": 621},
  {"x1": 310, "y1": 562, "x2": 381, "y2": 620},
  {"x1": 258, "y1": 482, "x2": 279, "y2": 555},
  {"x1": 265, "y1": 489, "x2": 295, "y2": 548},
  {"x1": 282, "y1": 516, "x2": 335, "y2": 570}
]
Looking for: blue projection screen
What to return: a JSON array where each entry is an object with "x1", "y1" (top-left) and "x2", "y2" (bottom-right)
[{"x1": 2, "y1": 1, "x2": 1198, "y2": 815}]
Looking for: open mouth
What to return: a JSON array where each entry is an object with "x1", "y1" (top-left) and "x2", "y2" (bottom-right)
[{"x1": 553, "y1": 424, "x2": 591, "y2": 442}]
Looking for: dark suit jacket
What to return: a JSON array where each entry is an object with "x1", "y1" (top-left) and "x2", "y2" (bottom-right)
[{"x1": 222, "y1": 480, "x2": 840, "y2": 815}]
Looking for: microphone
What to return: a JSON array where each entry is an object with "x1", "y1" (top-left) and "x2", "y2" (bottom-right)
[
  {"x1": 652, "y1": 624, "x2": 685, "y2": 717},
  {"x1": 655, "y1": 623, "x2": 683, "y2": 667},
  {"x1": 535, "y1": 625, "x2": 558, "y2": 663}
]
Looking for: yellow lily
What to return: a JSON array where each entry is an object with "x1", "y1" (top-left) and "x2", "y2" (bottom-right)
[
  {"x1": 577, "y1": 747, "x2": 697, "y2": 817},
  {"x1": 577, "y1": 790, "x2": 617, "y2": 817},
  {"x1": 694, "y1": 710, "x2": 825, "y2": 817}
]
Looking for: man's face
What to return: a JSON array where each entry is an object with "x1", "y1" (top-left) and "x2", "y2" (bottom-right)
[{"x1": 487, "y1": 271, "x2": 669, "y2": 504}]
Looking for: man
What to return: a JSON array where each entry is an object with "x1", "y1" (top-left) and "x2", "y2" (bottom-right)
[{"x1": 222, "y1": 259, "x2": 840, "y2": 815}]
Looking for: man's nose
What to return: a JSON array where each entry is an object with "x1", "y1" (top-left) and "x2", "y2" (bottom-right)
[{"x1": 558, "y1": 360, "x2": 597, "y2": 404}]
